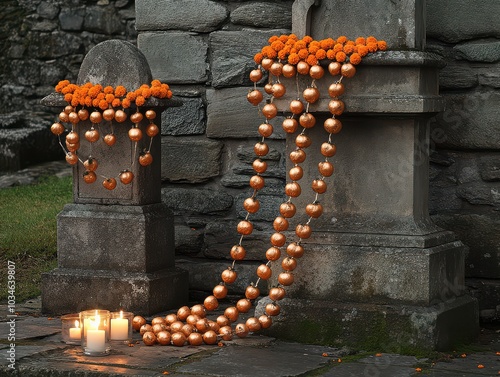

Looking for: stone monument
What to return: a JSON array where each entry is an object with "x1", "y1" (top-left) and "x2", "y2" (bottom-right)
[
  {"x1": 256, "y1": 0, "x2": 479, "y2": 350},
  {"x1": 41, "y1": 40, "x2": 189, "y2": 315}
]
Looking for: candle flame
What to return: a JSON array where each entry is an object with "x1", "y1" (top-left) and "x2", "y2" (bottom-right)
[
  {"x1": 75, "y1": 320, "x2": 79, "y2": 328},
  {"x1": 120, "y1": 310, "x2": 123, "y2": 319}
]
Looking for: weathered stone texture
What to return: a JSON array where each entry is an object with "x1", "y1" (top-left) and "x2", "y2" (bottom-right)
[
  {"x1": 206, "y1": 87, "x2": 286, "y2": 139},
  {"x1": 427, "y1": 0, "x2": 500, "y2": 43},
  {"x1": 137, "y1": 32, "x2": 208, "y2": 84},
  {"x1": 430, "y1": 90, "x2": 500, "y2": 150},
  {"x1": 136, "y1": 0, "x2": 229, "y2": 33},
  {"x1": 161, "y1": 137, "x2": 222, "y2": 183},
  {"x1": 455, "y1": 41, "x2": 500, "y2": 63},
  {"x1": 161, "y1": 97, "x2": 205, "y2": 136},
  {"x1": 438, "y1": 62, "x2": 478, "y2": 90},
  {"x1": 210, "y1": 29, "x2": 289, "y2": 88},
  {"x1": 230, "y1": 3, "x2": 292, "y2": 29},
  {"x1": 161, "y1": 187, "x2": 233, "y2": 215}
]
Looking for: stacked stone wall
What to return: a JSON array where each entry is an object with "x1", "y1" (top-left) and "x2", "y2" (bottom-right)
[
  {"x1": 1, "y1": 0, "x2": 498, "y2": 320},
  {"x1": 426, "y1": 0, "x2": 500, "y2": 321}
]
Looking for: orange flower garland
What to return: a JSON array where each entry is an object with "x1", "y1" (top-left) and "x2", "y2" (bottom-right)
[{"x1": 254, "y1": 34, "x2": 386, "y2": 67}]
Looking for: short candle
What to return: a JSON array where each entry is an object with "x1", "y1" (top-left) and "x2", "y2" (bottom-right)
[
  {"x1": 69, "y1": 320, "x2": 81, "y2": 340},
  {"x1": 110, "y1": 311, "x2": 128, "y2": 340}
]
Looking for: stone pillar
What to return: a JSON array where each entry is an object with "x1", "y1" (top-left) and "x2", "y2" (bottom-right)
[
  {"x1": 257, "y1": 0, "x2": 478, "y2": 351},
  {"x1": 41, "y1": 40, "x2": 189, "y2": 315}
]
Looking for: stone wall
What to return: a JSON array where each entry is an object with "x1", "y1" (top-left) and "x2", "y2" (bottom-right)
[
  {"x1": 426, "y1": 0, "x2": 500, "y2": 322},
  {"x1": 1, "y1": 0, "x2": 498, "y2": 320},
  {"x1": 0, "y1": 0, "x2": 136, "y2": 171}
]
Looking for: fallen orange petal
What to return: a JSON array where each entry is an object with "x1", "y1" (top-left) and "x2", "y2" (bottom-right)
[
  {"x1": 460, "y1": 353, "x2": 467, "y2": 358},
  {"x1": 322, "y1": 352, "x2": 328, "y2": 357},
  {"x1": 162, "y1": 372, "x2": 169, "y2": 375},
  {"x1": 415, "y1": 367, "x2": 422, "y2": 372},
  {"x1": 337, "y1": 358, "x2": 342, "y2": 363},
  {"x1": 375, "y1": 353, "x2": 383, "y2": 357},
  {"x1": 496, "y1": 351, "x2": 500, "y2": 356},
  {"x1": 478, "y1": 364, "x2": 485, "y2": 369}
]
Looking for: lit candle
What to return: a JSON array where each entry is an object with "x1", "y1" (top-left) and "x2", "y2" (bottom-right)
[
  {"x1": 86, "y1": 314, "x2": 105, "y2": 352},
  {"x1": 69, "y1": 320, "x2": 81, "y2": 340},
  {"x1": 110, "y1": 311, "x2": 129, "y2": 340}
]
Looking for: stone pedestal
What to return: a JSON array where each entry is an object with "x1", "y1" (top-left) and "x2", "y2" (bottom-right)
[
  {"x1": 256, "y1": 0, "x2": 478, "y2": 351},
  {"x1": 41, "y1": 40, "x2": 188, "y2": 315}
]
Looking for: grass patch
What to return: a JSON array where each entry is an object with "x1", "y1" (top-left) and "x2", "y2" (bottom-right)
[{"x1": 0, "y1": 175, "x2": 72, "y2": 302}]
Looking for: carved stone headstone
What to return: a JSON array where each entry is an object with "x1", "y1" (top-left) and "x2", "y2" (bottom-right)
[{"x1": 41, "y1": 40, "x2": 188, "y2": 315}]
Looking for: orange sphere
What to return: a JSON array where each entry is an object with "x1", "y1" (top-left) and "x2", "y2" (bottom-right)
[
  {"x1": 51, "y1": 122, "x2": 65, "y2": 135},
  {"x1": 282, "y1": 118, "x2": 298, "y2": 133},
  {"x1": 65, "y1": 131, "x2": 79, "y2": 144},
  {"x1": 258, "y1": 122, "x2": 273, "y2": 137},
  {"x1": 262, "y1": 103, "x2": 278, "y2": 119},
  {"x1": 328, "y1": 82, "x2": 345, "y2": 98},
  {"x1": 269, "y1": 287, "x2": 286, "y2": 301},
  {"x1": 312, "y1": 179, "x2": 327, "y2": 194},
  {"x1": 224, "y1": 306, "x2": 239, "y2": 322},
  {"x1": 230, "y1": 245, "x2": 246, "y2": 260},
  {"x1": 303, "y1": 87, "x2": 320, "y2": 104},
  {"x1": 256, "y1": 264, "x2": 272, "y2": 280},
  {"x1": 102, "y1": 108, "x2": 115, "y2": 121},
  {"x1": 296, "y1": 61, "x2": 310, "y2": 75},
  {"x1": 247, "y1": 89, "x2": 263, "y2": 106},
  {"x1": 324, "y1": 118, "x2": 342, "y2": 134},
  {"x1": 213, "y1": 284, "x2": 228, "y2": 299},
  {"x1": 318, "y1": 161, "x2": 334, "y2": 177},
  {"x1": 236, "y1": 298, "x2": 252, "y2": 313},
  {"x1": 321, "y1": 142, "x2": 337, "y2": 157},
  {"x1": 273, "y1": 216, "x2": 289, "y2": 231},
  {"x1": 306, "y1": 202, "x2": 324, "y2": 218},
  {"x1": 269, "y1": 62, "x2": 283, "y2": 76},
  {"x1": 246, "y1": 317, "x2": 262, "y2": 332},
  {"x1": 289, "y1": 99, "x2": 304, "y2": 114},
  {"x1": 114, "y1": 109, "x2": 127, "y2": 123},
  {"x1": 132, "y1": 316, "x2": 146, "y2": 331},
  {"x1": 281, "y1": 257, "x2": 297, "y2": 271},
  {"x1": 259, "y1": 315, "x2": 273, "y2": 329},
  {"x1": 235, "y1": 323, "x2": 249, "y2": 338},
  {"x1": 295, "y1": 134, "x2": 311, "y2": 148},
  {"x1": 202, "y1": 330, "x2": 218, "y2": 345},
  {"x1": 285, "y1": 182, "x2": 301, "y2": 197},
  {"x1": 128, "y1": 127, "x2": 143, "y2": 142},
  {"x1": 309, "y1": 64, "x2": 325, "y2": 80},
  {"x1": 171, "y1": 332, "x2": 186, "y2": 347},
  {"x1": 177, "y1": 306, "x2": 191, "y2": 321},
  {"x1": 249, "y1": 175, "x2": 265, "y2": 190},
  {"x1": 245, "y1": 285, "x2": 260, "y2": 300},
  {"x1": 265, "y1": 303, "x2": 281, "y2": 316},
  {"x1": 289, "y1": 166, "x2": 303, "y2": 181},
  {"x1": 287, "y1": 242, "x2": 304, "y2": 258},
  {"x1": 252, "y1": 159, "x2": 267, "y2": 173},
  {"x1": 221, "y1": 268, "x2": 237, "y2": 284},
  {"x1": 204, "y1": 295, "x2": 219, "y2": 311},
  {"x1": 130, "y1": 112, "x2": 143, "y2": 124},
  {"x1": 219, "y1": 325, "x2": 233, "y2": 341},
  {"x1": 261, "y1": 58, "x2": 274, "y2": 70},
  {"x1": 299, "y1": 112, "x2": 316, "y2": 128},
  {"x1": 341, "y1": 63, "x2": 356, "y2": 78},
  {"x1": 295, "y1": 224, "x2": 312, "y2": 239},
  {"x1": 165, "y1": 313, "x2": 178, "y2": 325},
  {"x1": 237, "y1": 220, "x2": 253, "y2": 235},
  {"x1": 266, "y1": 246, "x2": 281, "y2": 261},
  {"x1": 328, "y1": 99, "x2": 345, "y2": 116},
  {"x1": 328, "y1": 61, "x2": 341, "y2": 76},
  {"x1": 289, "y1": 149, "x2": 306, "y2": 164},
  {"x1": 249, "y1": 69, "x2": 263, "y2": 82},
  {"x1": 254, "y1": 142, "x2": 269, "y2": 157},
  {"x1": 279, "y1": 202, "x2": 296, "y2": 218},
  {"x1": 270, "y1": 232, "x2": 286, "y2": 247},
  {"x1": 191, "y1": 304, "x2": 206, "y2": 318},
  {"x1": 188, "y1": 332, "x2": 203, "y2": 346},
  {"x1": 142, "y1": 331, "x2": 157, "y2": 346},
  {"x1": 243, "y1": 197, "x2": 260, "y2": 213},
  {"x1": 272, "y1": 83, "x2": 286, "y2": 98},
  {"x1": 282, "y1": 63, "x2": 296, "y2": 78},
  {"x1": 278, "y1": 271, "x2": 295, "y2": 286},
  {"x1": 217, "y1": 315, "x2": 230, "y2": 327}
]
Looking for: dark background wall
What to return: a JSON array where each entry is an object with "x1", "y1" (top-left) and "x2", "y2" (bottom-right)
[{"x1": 0, "y1": 0, "x2": 498, "y2": 322}]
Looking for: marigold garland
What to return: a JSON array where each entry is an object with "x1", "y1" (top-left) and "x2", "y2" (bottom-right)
[
  {"x1": 254, "y1": 34, "x2": 386, "y2": 66},
  {"x1": 55, "y1": 79, "x2": 173, "y2": 109}
]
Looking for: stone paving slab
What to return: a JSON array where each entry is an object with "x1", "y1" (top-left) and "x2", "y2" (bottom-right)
[
  {"x1": 429, "y1": 352, "x2": 500, "y2": 375},
  {"x1": 176, "y1": 341, "x2": 343, "y2": 377}
]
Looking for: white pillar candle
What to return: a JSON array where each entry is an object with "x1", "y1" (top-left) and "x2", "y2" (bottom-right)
[
  {"x1": 110, "y1": 312, "x2": 129, "y2": 340},
  {"x1": 86, "y1": 329, "x2": 106, "y2": 352}
]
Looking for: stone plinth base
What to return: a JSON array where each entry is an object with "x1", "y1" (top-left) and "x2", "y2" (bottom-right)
[
  {"x1": 280, "y1": 231, "x2": 466, "y2": 305},
  {"x1": 255, "y1": 295, "x2": 479, "y2": 352},
  {"x1": 41, "y1": 267, "x2": 188, "y2": 315}
]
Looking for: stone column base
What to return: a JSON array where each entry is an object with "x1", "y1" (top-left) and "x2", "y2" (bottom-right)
[
  {"x1": 255, "y1": 295, "x2": 478, "y2": 352},
  {"x1": 41, "y1": 267, "x2": 188, "y2": 315}
]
